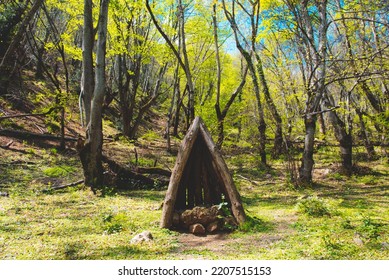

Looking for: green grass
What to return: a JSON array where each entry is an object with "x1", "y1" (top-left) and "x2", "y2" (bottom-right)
[{"x1": 0, "y1": 143, "x2": 388, "y2": 260}]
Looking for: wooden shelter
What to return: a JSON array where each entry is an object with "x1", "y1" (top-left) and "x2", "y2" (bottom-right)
[{"x1": 161, "y1": 117, "x2": 246, "y2": 228}]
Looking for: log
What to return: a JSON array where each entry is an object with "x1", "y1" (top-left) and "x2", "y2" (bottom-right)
[
  {"x1": 199, "y1": 119, "x2": 246, "y2": 225},
  {"x1": 0, "y1": 129, "x2": 77, "y2": 142},
  {"x1": 193, "y1": 142, "x2": 203, "y2": 206},
  {"x1": 0, "y1": 107, "x2": 62, "y2": 122},
  {"x1": 102, "y1": 155, "x2": 156, "y2": 187},
  {"x1": 0, "y1": 140, "x2": 13, "y2": 148},
  {"x1": 161, "y1": 117, "x2": 200, "y2": 228},
  {"x1": 134, "y1": 167, "x2": 171, "y2": 177},
  {"x1": 42, "y1": 179, "x2": 84, "y2": 193},
  {"x1": 201, "y1": 159, "x2": 212, "y2": 206}
]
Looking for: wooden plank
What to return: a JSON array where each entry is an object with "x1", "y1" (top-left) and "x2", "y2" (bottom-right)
[
  {"x1": 194, "y1": 139, "x2": 204, "y2": 206},
  {"x1": 199, "y1": 118, "x2": 246, "y2": 225},
  {"x1": 160, "y1": 117, "x2": 200, "y2": 228},
  {"x1": 201, "y1": 157, "x2": 212, "y2": 206}
]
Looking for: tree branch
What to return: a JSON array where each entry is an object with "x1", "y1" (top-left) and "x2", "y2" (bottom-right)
[{"x1": 303, "y1": 105, "x2": 340, "y2": 117}]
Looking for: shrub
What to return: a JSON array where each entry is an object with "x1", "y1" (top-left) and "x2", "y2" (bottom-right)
[
  {"x1": 238, "y1": 215, "x2": 272, "y2": 232},
  {"x1": 102, "y1": 212, "x2": 131, "y2": 235},
  {"x1": 296, "y1": 196, "x2": 331, "y2": 217},
  {"x1": 356, "y1": 216, "x2": 382, "y2": 240}
]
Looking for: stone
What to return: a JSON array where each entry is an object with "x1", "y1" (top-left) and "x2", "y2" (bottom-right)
[
  {"x1": 131, "y1": 231, "x2": 153, "y2": 244},
  {"x1": 189, "y1": 223, "x2": 205, "y2": 235},
  {"x1": 353, "y1": 234, "x2": 364, "y2": 246},
  {"x1": 0, "y1": 192, "x2": 9, "y2": 197}
]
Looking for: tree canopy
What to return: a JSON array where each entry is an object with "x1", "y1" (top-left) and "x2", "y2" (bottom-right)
[{"x1": 0, "y1": 0, "x2": 388, "y2": 190}]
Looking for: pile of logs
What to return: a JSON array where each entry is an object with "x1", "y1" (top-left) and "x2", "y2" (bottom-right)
[{"x1": 172, "y1": 205, "x2": 237, "y2": 235}]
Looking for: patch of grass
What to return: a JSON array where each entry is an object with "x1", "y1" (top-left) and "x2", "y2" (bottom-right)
[
  {"x1": 0, "y1": 132, "x2": 388, "y2": 260},
  {"x1": 359, "y1": 175, "x2": 378, "y2": 185},
  {"x1": 101, "y1": 212, "x2": 135, "y2": 234},
  {"x1": 140, "y1": 130, "x2": 161, "y2": 141},
  {"x1": 43, "y1": 165, "x2": 77, "y2": 178},
  {"x1": 296, "y1": 196, "x2": 332, "y2": 217},
  {"x1": 329, "y1": 172, "x2": 344, "y2": 181},
  {"x1": 356, "y1": 216, "x2": 383, "y2": 241},
  {"x1": 238, "y1": 215, "x2": 273, "y2": 233}
]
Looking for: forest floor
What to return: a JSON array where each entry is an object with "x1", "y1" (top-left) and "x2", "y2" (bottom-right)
[{"x1": 0, "y1": 91, "x2": 389, "y2": 259}]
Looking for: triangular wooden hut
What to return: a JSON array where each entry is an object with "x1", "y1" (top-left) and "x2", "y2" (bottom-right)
[{"x1": 161, "y1": 117, "x2": 246, "y2": 228}]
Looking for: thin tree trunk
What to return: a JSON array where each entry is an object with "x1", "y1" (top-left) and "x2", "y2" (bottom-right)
[
  {"x1": 0, "y1": 0, "x2": 44, "y2": 69},
  {"x1": 221, "y1": 0, "x2": 267, "y2": 165},
  {"x1": 255, "y1": 54, "x2": 283, "y2": 158},
  {"x1": 79, "y1": 0, "x2": 109, "y2": 192},
  {"x1": 80, "y1": 0, "x2": 94, "y2": 126},
  {"x1": 323, "y1": 96, "x2": 353, "y2": 174},
  {"x1": 298, "y1": 0, "x2": 328, "y2": 184},
  {"x1": 173, "y1": 78, "x2": 181, "y2": 137},
  {"x1": 178, "y1": 0, "x2": 195, "y2": 122},
  {"x1": 356, "y1": 108, "x2": 376, "y2": 159},
  {"x1": 299, "y1": 115, "x2": 316, "y2": 183},
  {"x1": 146, "y1": 0, "x2": 195, "y2": 124}
]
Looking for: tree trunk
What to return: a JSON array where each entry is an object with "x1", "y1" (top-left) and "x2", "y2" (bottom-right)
[
  {"x1": 0, "y1": 0, "x2": 44, "y2": 69},
  {"x1": 356, "y1": 108, "x2": 376, "y2": 159},
  {"x1": 299, "y1": 115, "x2": 316, "y2": 184},
  {"x1": 173, "y1": 76, "x2": 181, "y2": 137},
  {"x1": 79, "y1": 0, "x2": 109, "y2": 192},
  {"x1": 298, "y1": 0, "x2": 328, "y2": 184},
  {"x1": 221, "y1": 0, "x2": 267, "y2": 165},
  {"x1": 178, "y1": 0, "x2": 195, "y2": 123},
  {"x1": 327, "y1": 109, "x2": 353, "y2": 174},
  {"x1": 255, "y1": 54, "x2": 284, "y2": 158},
  {"x1": 80, "y1": 0, "x2": 94, "y2": 126},
  {"x1": 146, "y1": 0, "x2": 195, "y2": 125}
]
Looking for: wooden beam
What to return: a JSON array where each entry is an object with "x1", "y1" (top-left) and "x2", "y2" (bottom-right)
[
  {"x1": 199, "y1": 118, "x2": 246, "y2": 225},
  {"x1": 161, "y1": 117, "x2": 200, "y2": 228}
]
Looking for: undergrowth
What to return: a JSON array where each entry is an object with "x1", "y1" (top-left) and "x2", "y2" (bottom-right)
[{"x1": 0, "y1": 134, "x2": 388, "y2": 260}]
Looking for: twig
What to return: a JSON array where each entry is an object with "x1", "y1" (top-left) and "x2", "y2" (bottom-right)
[
  {"x1": 0, "y1": 140, "x2": 13, "y2": 149},
  {"x1": 42, "y1": 179, "x2": 84, "y2": 193},
  {"x1": 303, "y1": 106, "x2": 340, "y2": 117},
  {"x1": 236, "y1": 174, "x2": 259, "y2": 186}
]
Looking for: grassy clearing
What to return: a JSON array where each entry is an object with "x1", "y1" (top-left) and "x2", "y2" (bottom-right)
[{"x1": 0, "y1": 140, "x2": 388, "y2": 260}]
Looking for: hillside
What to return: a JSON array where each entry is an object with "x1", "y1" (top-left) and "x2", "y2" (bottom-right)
[{"x1": 0, "y1": 78, "x2": 388, "y2": 260}]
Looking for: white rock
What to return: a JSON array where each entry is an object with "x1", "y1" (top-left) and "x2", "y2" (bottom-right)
[{"x1": 131, "y1": 231, "x2": 153, "y2": 244}]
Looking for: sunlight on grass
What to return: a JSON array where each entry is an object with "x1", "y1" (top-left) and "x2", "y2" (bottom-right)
[{"x1": 0, "y1": 143, "x2": 388, "y2": 260}]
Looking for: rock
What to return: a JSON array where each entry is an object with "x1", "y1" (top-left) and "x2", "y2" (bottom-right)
[
  {"x1": 353, "y1": 234, "x2": 364, "y2": 246},
  {"x1": 206, "y1": 221, "x2": 219, "y2": 233},
  {"x1": 0, "y1": 192, "x2": 9, "y2": 197},
  {"x1": 189, "y1": 223, "x2": 205, "y2": 235},
  {"x1": 131, "y1": 231, "x2": 153, "y2": 244}
]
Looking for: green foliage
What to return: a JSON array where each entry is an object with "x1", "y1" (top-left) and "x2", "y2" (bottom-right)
[
  {"x1": 217, "y1": 201, "x2": 231, "y2": 217},
  {"x1": 356, "y1": 216, "x2": 383, "y2": 241},
  {"x1": 101, "y1": 212, "x2": 132, "y2": 235},
  {"x1": 330, "y1": 172, "x2": 344, "y2": 181},
  {"x1": 140, "y1": 130, "x2": 161, "y2": 142},
  {"x1": 296, "y1": 196, "x2": 332, "y2": 217},
  {"x1": 43, "y1": 165, "x2": 76, "y2": 178},
  {"x1": 238, "y1": 215, "x2": 272, "y2": 233}
]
